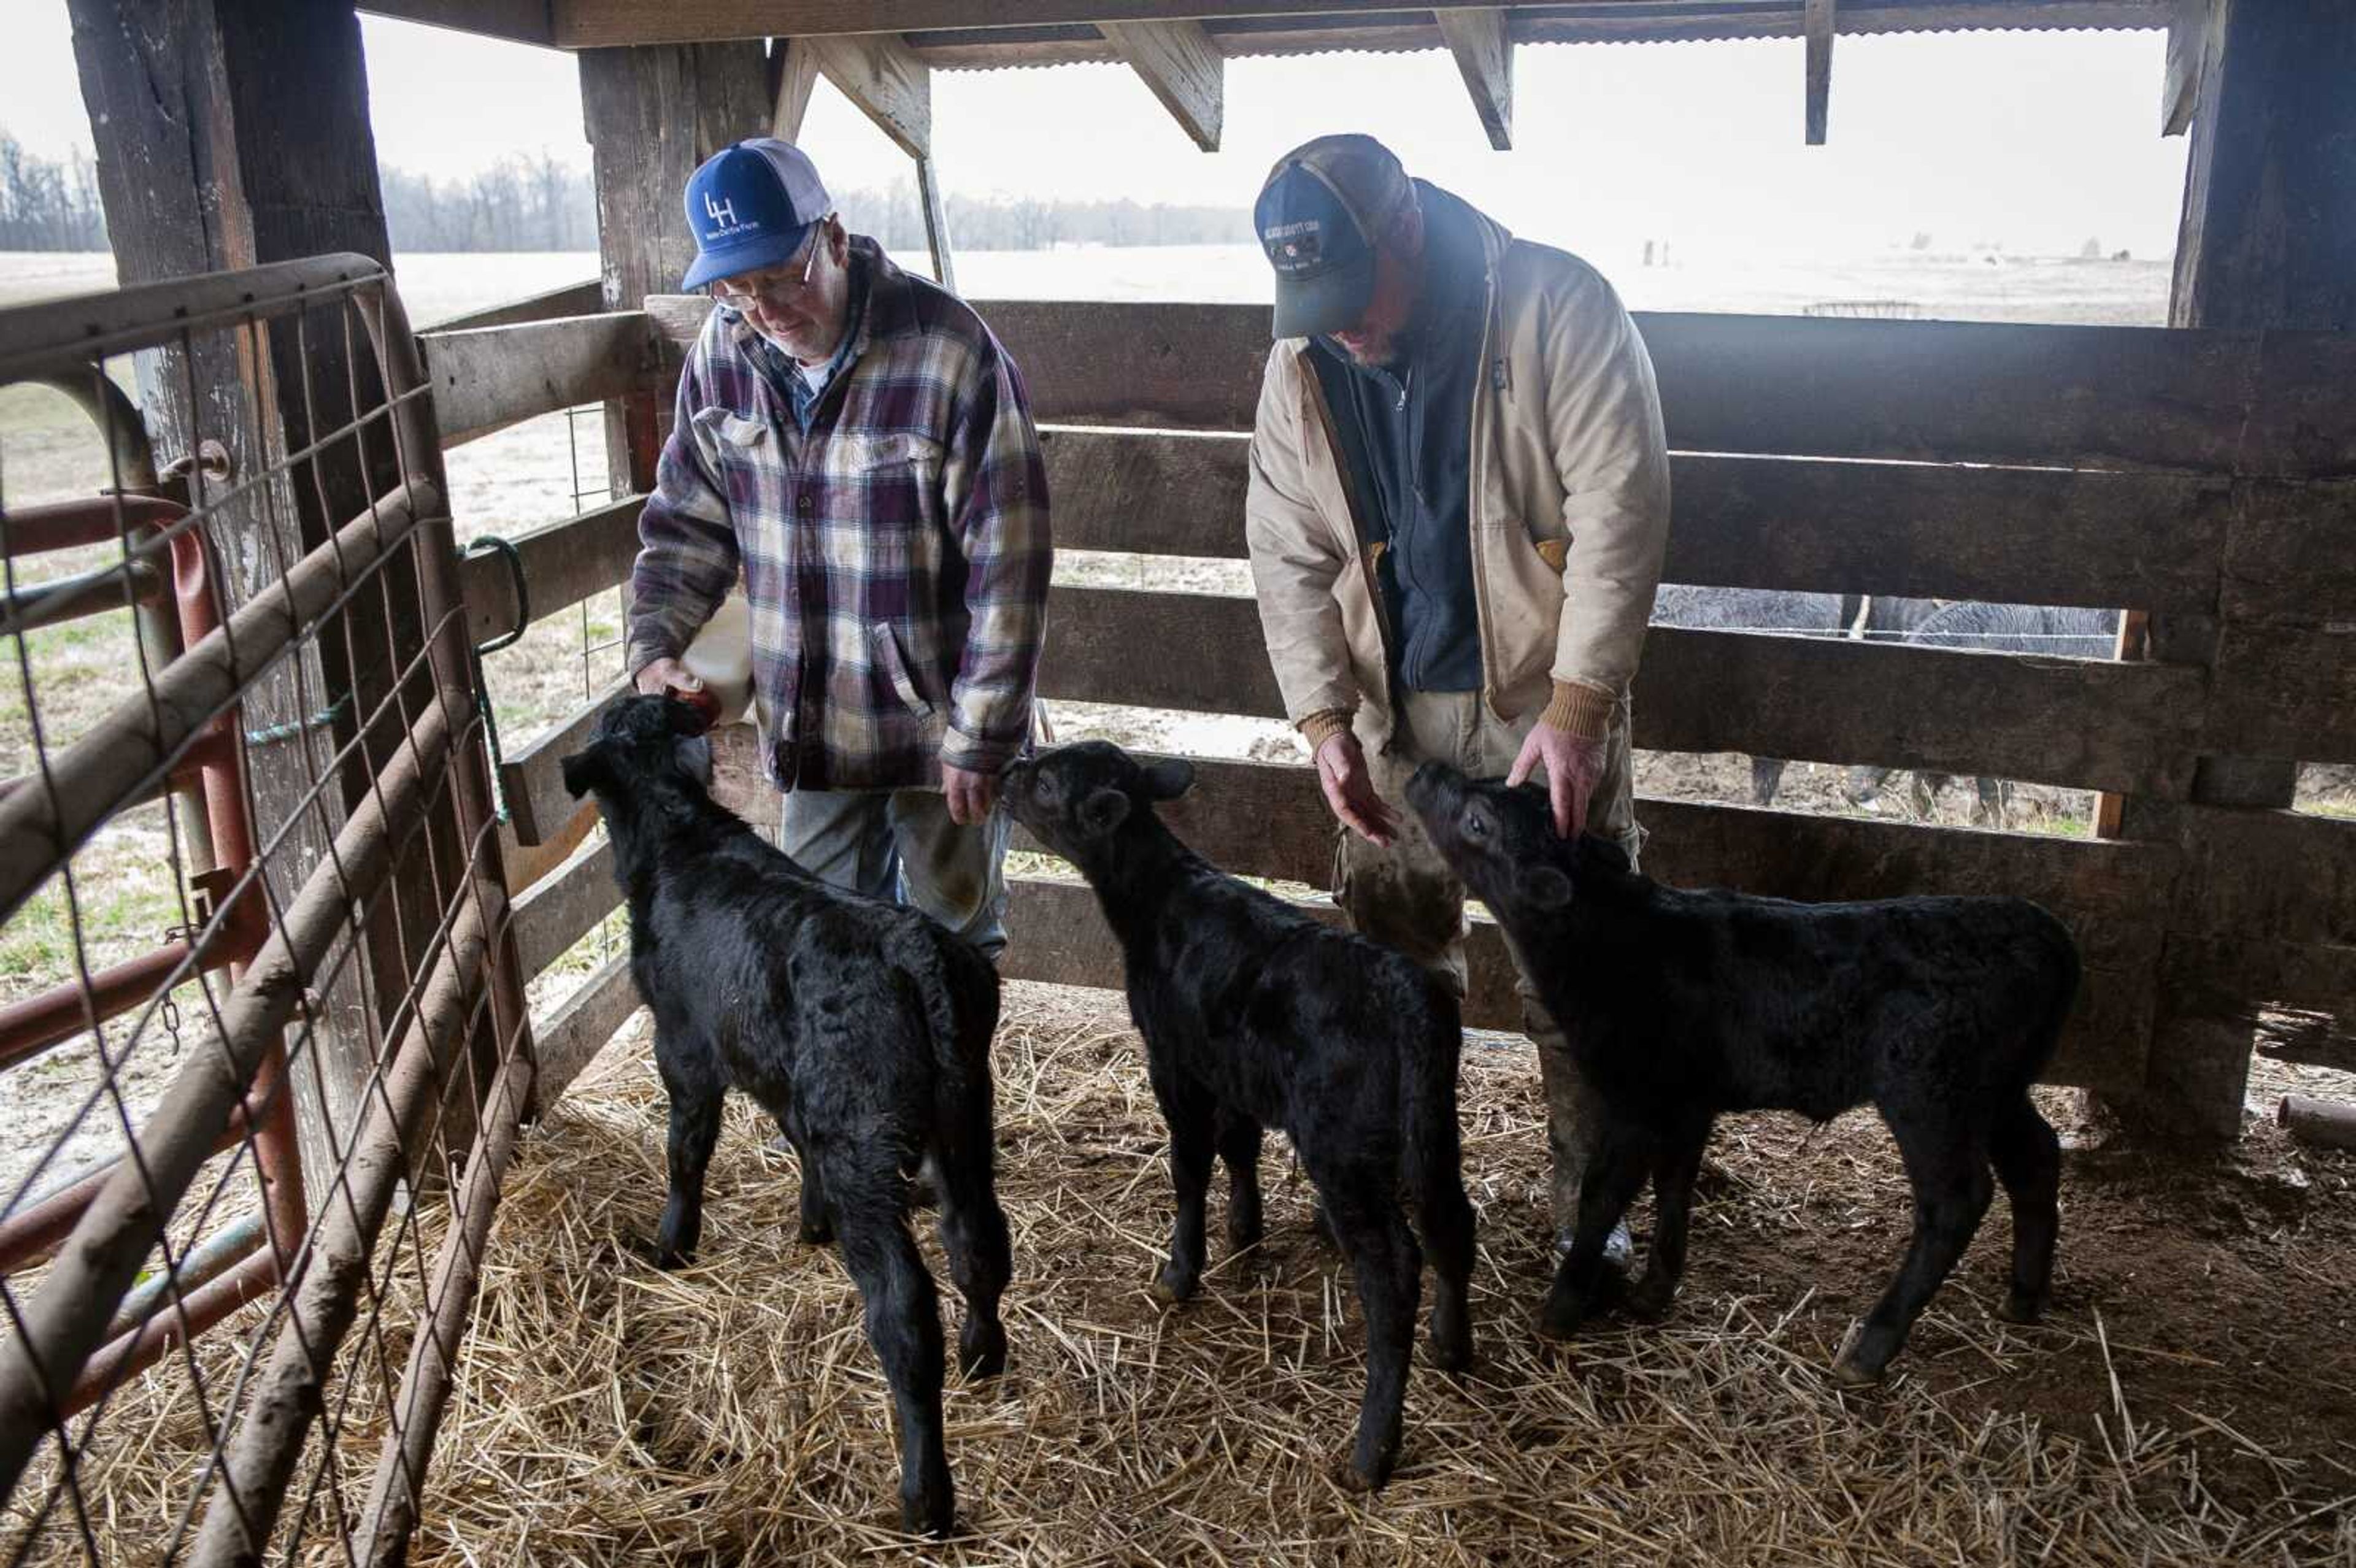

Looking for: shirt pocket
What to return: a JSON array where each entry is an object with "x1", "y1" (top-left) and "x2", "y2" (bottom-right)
[
  {"x1": 822, "y1": 430, "x2": 947, "y2": 574},
  {"x1": 690, "y1": 406, "x2": 782, "y2": 510}
]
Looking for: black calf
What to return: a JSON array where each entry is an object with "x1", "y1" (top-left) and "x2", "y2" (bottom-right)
[
  {"x1": 1405, "y1": 763, "x2": 2076, "y2": 1386},
  {"x1": 1004, "y1": 742, "x2": 1476, "y2": 1489},
  {"x1": 563, "y1": 694, "x2": 1011, "y2": 1535}
]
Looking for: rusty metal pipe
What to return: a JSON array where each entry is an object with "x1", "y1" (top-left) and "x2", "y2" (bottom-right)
[
  {"x1": 65, "y1": 1246, "x2": 280, "y2": 1416},
  {"x1": 189, "y1": 889, "x2": 498, "y2": 1567},
  {"x1": 0, "y1": 254, "x2": 391, "y2": 379},
  {"x1": 0, "y1": 698, "x2": 453, "y2": 1497},
  {"x1": 0, "y1": 480, "x2": 436, "y2": 932},
  {"x1": 101, "y1": 1211, "x2": 263, "y2": 1343},
  {"x1": 356, "y1": 1046, "x2": 534, "y2": 1566},
  {"x1": 0, "y1": 939, "x2": 223, "y2": 1073},
  {"x1": 0, "y1": 1109, "x2": 260, "y2": 1275},
  {"x1": 0, "y1": 558, "x2": 166, "y2": 637}
]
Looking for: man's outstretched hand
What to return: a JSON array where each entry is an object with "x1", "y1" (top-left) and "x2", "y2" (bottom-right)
[
  {"x1": 1507, "y1": 724, "x2": 1605, "y2": 840},
  {"x1": 1315, "y1": 730, "x2": 1399, "y2": 847},
  {"x1": 943, "y1": 764, "x2": 998, "y2": 826}
]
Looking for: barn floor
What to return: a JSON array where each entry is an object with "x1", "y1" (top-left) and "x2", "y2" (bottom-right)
[
  {"x1": 10, "y1": 983, "x2": 2353, "y2": 1566},
  {"x1": 360, "y1": 982, "x2": 2355, "y2": 1567}
]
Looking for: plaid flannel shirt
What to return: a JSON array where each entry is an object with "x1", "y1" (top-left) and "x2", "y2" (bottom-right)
[{"x1": 627, "y1": 239, "x2": 1053, "y2": 793}]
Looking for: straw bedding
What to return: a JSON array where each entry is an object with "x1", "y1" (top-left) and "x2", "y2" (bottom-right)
[{"x1": 9, "y1": 981, "x2": 2354, "y2": 1566}]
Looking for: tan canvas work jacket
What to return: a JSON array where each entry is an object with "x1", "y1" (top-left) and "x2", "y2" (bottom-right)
[{"x1": 1244, "y1": 202, "x2": 1671, "y2": 747}]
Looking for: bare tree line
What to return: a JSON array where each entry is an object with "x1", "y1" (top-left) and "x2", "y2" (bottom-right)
[
  {"x1": 2, "y1": 129, "x2": 1250, "y2": 256},
  {"x1": 0, "y1": 136, "x2": 106, "y2": 252}
]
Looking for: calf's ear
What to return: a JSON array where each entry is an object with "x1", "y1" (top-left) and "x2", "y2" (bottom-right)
[
  {"x1": 1139, "y1": 757, "x2": 1195, "y2": 802},
  {"x1": 1520, "y1": 864, "x2": 1574, "y2": 911},
  {"x1": 560, "y1": 750, "x2": 604, "y2": 799},
  {"x1": 1079, "y1": 785, "x2": 1131, "y2": 836},
  {"x1": 675, "y1": 734, "x2": 714, "y2": 786}
]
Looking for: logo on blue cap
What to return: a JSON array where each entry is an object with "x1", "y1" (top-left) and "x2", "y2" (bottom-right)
[{"x1": 681, "y1": 141, "x2": 830, "y2": 291}]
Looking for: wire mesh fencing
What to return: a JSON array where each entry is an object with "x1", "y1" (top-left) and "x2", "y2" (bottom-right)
[{"x1": 0, "y1": 255, "x2": 533, "y2": 1566}]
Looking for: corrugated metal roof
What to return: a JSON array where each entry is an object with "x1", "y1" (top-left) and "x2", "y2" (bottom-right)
[{"x1": 909, "y1": 2, "x2": 2167, "y2": 71}]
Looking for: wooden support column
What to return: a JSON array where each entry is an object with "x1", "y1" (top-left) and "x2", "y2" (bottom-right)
[
  {"x1": 67, "y1": 0, "x2": 483, "y2": 1199},
  {"x1": 2098, "y1": 0, "x2": 2356, "y2": 1144},
  {"x1": 1102, "y1": 20, "x2": 1225, "y2": 153},
  {"x1": 1803, "y1": 0, "x2": 1836, "y2": 145},
  {"x1": 578, "y1": 41, "x2": 771, "y2": 496},
  {"x1": 1434, "y1": 8, "x2": 1512, "y2": 152}
]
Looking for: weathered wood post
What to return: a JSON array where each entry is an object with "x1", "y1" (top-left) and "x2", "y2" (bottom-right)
[
  {"x1": 2099, "y1": 0, "x2": 2356, "y2": 1141},
  {"x1": 67, "y1": 0, "x2": 514, "y2": 1191}
]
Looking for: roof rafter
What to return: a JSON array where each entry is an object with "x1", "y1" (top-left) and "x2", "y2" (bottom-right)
[
  {"x1": 1436, "y1": 7, "x2": 1514, "y2": 150},
  {"x1": 1102, "y1": 20, "x2": 1225, "y2": 151}
]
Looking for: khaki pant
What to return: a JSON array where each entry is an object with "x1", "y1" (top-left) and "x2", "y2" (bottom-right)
[{"x1": 1334, "y1": 689, "x2": 1645, "y2": 1242}]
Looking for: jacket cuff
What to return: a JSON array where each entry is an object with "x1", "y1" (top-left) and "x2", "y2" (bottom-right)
[
  {"x1": 1296, "y1": 709, "x2": 1355, "y2": 753},
  {"x1": 626, "y1": 633, "x2": 683, "y2": 678},
  {"x1": 942, "y1": 726, "x2": 1020, "y2": 775},
  {"x1": 1539, "y1": 680, "x2": 1614, "y2": 742}
]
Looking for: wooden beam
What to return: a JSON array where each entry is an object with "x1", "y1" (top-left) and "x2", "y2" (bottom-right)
[
  {"x1": 501, "y1": 797, "x2": 599, "y2": 894},
  {"x1": 1434, "y1": 7, "x2": 1512, "y2": 150},
  {"x1": 1100, "y1": 20, "x2": 1225, "y2": 152},
  {"x1": 530, "y1": 954, "x2": 642, "y2": 1109},
  {"x1": 512, "y1": 837, "x2": 620, "y2": 976},
  {"x1": 497, "y1": 682, "x2": 627, "y2": 847},
  {"x1": 423, "y1": 279, "x2": 603, "y2": 334},
  {"x1": 770, "y1": 35, "x2": 822, "y2": 140},
  {"x1": 356, "y1": 0, "x2": 554, "y2": 46},
  {"x1": 561, "y1": 0, "x2": 1554, "y2": 47},
  {"x1": 2161, "y1": 0, "x2": 2205, "y2": 135},
  {"x1": 1037, "y1": 427, "x2": 2240, "y2": 618},
  {"x1": 650, "y1": 295, "x2": 2330, "y2": 474},
  {"x1": 420, "y1": 312, "x2": 652, "y2": 446},
  {"x1": 1036, "y1": 585, "x2": 2207, "y2": 798},
  {"x1": 1803, "y1": 0, "x2": 1836, "y2": 145},
  {"x1": 459, "y1": 494, "x2": 645, "y2": 647},
  {"x1": 808, "y1": 31, "x2": 933, "y2": 159}
]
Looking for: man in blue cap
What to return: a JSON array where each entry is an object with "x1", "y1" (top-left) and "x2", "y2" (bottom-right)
[
  {"x1": 1242, "y1": 133, "x2": 1671, "y2": 1274},
  {"x1": 628, "y1": 138, "x2": 1050, "y2": 959}
]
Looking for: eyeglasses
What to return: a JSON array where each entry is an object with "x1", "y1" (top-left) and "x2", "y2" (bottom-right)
[{"x1": 710, "y1": 225, "x2": 825, "y2": 308}]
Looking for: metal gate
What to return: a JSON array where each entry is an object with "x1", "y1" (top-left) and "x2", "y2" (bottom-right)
[{"x1": 0, "y1": 256, "x2": 532, "y2": 1564}]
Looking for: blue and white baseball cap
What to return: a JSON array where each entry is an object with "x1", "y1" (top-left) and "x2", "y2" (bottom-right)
[{"x1": 680, "y1": 139, "x2": 834, "y2": 291}]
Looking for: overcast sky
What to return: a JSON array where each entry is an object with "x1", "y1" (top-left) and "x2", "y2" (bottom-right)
[{"x1": 5, "y1": 6, "x2": 2188, "y2": 261}]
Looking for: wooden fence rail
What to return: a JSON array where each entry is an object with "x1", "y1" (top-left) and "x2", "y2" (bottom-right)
[{"x1": 483, "y1": 293, "x2": 2356, "y2": 1137}]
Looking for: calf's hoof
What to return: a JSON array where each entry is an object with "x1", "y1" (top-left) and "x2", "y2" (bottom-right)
[
  {"x1": 1995, "y1": 1288, "x2": 2047, "y2": 1326},
  {"x1": 1534, "y1": 1282, "x2": 1590, "y2": 1343},
  {"x1": 1149, "y1": 1263, "x2": 1199, "y2": 1306},
  {"x1": 1828, "y1": 1326, "x2": 1888, "y2": 1388},
  {"x1": 958, "y1": 1320, "x2": 1009, "y2": 1382},
  {"x1": 1626, "y1": 1275, "x2": 1677, "y2": 1324},
  {"x1": 899, "y1": 1488, "x2": 955, "y2": 1540},
  {"x1": 797, "y1": 1213, "x2": 835, "y2": 1247},
  {"x1": 1328, "y1": 1450, "x2": 1392, "y2": 1495},
  {"x1": 1828, "y1": 1355, "x2": 1884, "y2": 1389},
  {"x1": 1427, "y1": 1328, "x2": 1474, "y2": 1375}
]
